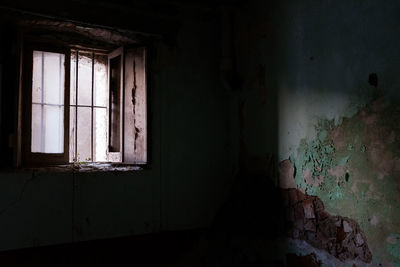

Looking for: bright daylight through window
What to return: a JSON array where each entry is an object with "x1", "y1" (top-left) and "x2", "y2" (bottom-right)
[
  {"x1": 26, "y1": 45, "x2": 147, "y2": 167},
  {"x1": 31, "y1": 49, "x2": 119, "y2": 163}
]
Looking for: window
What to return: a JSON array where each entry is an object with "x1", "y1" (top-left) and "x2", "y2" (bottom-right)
[
  {"x1": 69, "y1": 49, "x2": 120, "y2": 163},
  {"x1": 31, "y1": 50, "x2": 66, "y2": 154},
  {"x1": 20, "y1": 43, "x2": 147, "y2": 167}
]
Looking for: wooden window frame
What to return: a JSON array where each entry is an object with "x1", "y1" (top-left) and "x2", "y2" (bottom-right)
[
  {"x1": 16, "y1": 40, "x2": 148, "y2": 168},
  {"x1": 107, "y1": 47, "x2": 124, "y2": 163},
  {"x1": 21, "y1": 43, "x2": 70, "y2": 167}
]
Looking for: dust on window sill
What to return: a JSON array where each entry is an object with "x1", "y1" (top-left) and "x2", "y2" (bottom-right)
[{"x1": 25, "y1": 163, "x2": 144, "y2": 173}]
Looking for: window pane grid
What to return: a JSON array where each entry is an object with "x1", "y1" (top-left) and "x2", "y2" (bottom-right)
[
  {"x1": 70, "y1": 50, "x2": 108, "y2": 163},
  {"x1": 31, "y1": 51, "x2": 65, "y2": 153}
]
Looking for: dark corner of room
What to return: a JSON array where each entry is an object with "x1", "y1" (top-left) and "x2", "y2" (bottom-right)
[{"x1": 0, "y1": 0, "x2": 399, "y2": 266}]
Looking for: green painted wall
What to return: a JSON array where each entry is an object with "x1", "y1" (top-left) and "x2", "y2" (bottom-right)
[{"x1": 236, "y1": 0, "x2": 400, "y2": 265}]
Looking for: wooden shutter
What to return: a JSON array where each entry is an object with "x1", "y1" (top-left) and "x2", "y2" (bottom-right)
[{"x1": 123, "y1": 46, "x2": 147, "y2": 164}]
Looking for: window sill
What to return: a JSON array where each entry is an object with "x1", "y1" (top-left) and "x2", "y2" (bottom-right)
[{"x1": 17, "y1": 163, "x2": 145, "y2": 174}]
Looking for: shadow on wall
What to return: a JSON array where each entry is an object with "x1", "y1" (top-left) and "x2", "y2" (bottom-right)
[
  {"x1": 232, "y1": 0, "x2": 400, "y2": 265},
  {"x1": 197, "y1": 173, "x2": 372, "y2": 266}
]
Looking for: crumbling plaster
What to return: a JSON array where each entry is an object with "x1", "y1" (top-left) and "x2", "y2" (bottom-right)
[
  {"x1": 235, "y1": 0, "x2": 400, "y2": 265},
  {"x1": 282, "y1": 99, "x2": 400, "y2": 265}
]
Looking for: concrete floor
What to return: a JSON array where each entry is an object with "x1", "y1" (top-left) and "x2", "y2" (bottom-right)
[{"x1": 0, "y1": 229, "x2": 205, "y2": 267}]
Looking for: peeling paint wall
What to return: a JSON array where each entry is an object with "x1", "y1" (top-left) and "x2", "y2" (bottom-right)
[
  {"x1": 236, "y1": 0, "x2": 400, "y2": 265},
  {"x1": 285, "y1": 100, "x2": 400, "y2": 265}
]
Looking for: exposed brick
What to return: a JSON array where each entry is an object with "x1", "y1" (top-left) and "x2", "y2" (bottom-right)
[
  {"x1": 343, "y1": 220, "x2": 352, "y2": 233},
  {"x1": 316, "y1": 210, "x2": 329, "y2": 220},
  {"x1": 294, "y1": 204, "x2": 304, "y2": 221},
  {"x1": 336, "y1": 226, "x2": 346, "y2": 243},
  {"x1": 304, "y1": 219, "x2": 316, "y2": 232},
  {"x1": 288, "y1": 189, "x2": 298, "y2": 205},
  {"x1": 334, "y1": 217, "x2": 342, "y2": 227},
  {"x1": 319, "y1": 218, "x2": 337, "y2": 237},
  {"x1": 297, "y1": 190, "x2": 306, "y2": 202},
  {"x1": 303, "y1": 199, "x2": 315, "y2": 219},
  {"x1": 281, "y1": 188, "x2": 372, "y2": 263},
  {"x1": 355, "y1": 233, "x2": 364, "y2": 246},
  {"x1": 313, "y1": 198, "x2": 324, "y2": 212}
]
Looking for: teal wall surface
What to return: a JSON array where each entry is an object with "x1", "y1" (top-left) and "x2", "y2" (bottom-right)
[{"x1": 236, "y1": 0, "x2": 400, "y2": 265}]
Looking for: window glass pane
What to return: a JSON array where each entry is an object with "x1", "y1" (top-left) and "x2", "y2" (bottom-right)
[
  {"x1": 94, "y1": 107, "x2": 107, "y2": 162},
  {"x1": 32, "y1": 51, "x2": 43, "y2": 103},
  {"x1": 69, "y1": 106, "x2": 76, "y2": 162},
  {"x1": 43, "y1": 52, "x2": 64, "y2": 105},
  {"x1": 31, "y1": 50, "x2": 65, "y2": 153},
  {"x1": 31, "y1": 103, "x2": 42, "y2": 152},
  {"x1": 94, "y1": 55, "x2": 108, "y2": 107},
  {"x1": 78, "y1": 52, "x2": 92, "y2": 106},
  {"x1": 70, "y1": 50, "x2": 76, "y2": 106},
  {"x1": 77, "y1": 107, "x2": 92, "y2": 161},
  {"x1": 43, "y1": 105, "x2": 64, "y2": 153}
]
